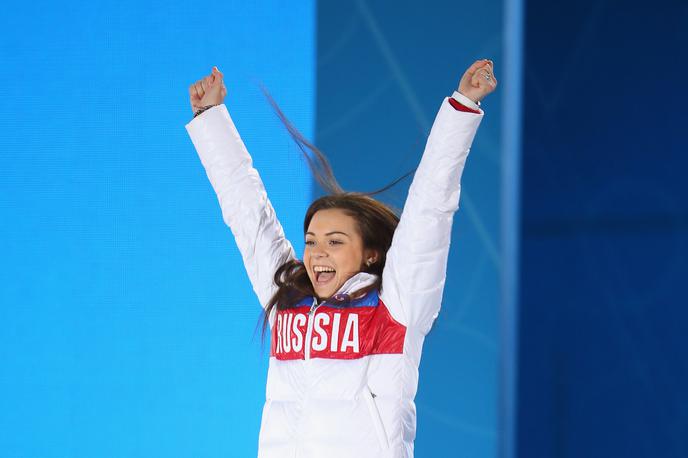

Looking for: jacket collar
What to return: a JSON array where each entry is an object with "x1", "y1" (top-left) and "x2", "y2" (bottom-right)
[{"x1": 336, "y1": 272, "x2": 378, "y2": 295}]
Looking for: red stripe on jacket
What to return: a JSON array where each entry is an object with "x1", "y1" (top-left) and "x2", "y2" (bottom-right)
[{"x1": 271, "y1": 300, "x2": 406, "y2": 360}]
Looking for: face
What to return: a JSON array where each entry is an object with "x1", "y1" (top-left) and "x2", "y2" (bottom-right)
[{"x1": 304, "y1": 208, "x2": 376, "y2": 300}]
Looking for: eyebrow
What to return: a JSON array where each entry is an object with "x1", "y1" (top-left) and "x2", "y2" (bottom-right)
[{"x1": 305, "y1": 231, "x2": 351, "y2": 238}]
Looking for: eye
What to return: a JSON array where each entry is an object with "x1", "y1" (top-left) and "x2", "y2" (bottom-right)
[
  {"x1": 305, "y1": 240, "x2": 315, "y2": 246},
  {"x1": 328, "y1": 240, "x2": 343, "y2": 246}
]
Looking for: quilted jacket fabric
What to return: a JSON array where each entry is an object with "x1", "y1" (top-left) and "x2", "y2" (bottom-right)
[{"x1": 186, "y1": 94, "x2": 483, "y2": 457}]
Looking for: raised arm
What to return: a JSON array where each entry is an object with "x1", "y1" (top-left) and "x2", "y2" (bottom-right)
[
  {"x1": 381, "y1": 60, "x2": 497, "y2": 334},
  {"x1": 185, "y1": 67, "x2": 296, "y2": 308}
]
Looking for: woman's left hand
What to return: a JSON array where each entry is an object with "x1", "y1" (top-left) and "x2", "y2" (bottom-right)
[{"x1": 458, "y1": 59, "x2": 498, "y2": 104}]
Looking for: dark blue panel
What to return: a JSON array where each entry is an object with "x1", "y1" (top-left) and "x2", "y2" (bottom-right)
[{"x1": 519, "y1": 1, "x2": 688, "y2": 457}]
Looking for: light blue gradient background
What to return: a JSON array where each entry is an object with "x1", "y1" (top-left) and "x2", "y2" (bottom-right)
[{"x1": 1, "y1": 2, "x2": 314, "y2": 457}]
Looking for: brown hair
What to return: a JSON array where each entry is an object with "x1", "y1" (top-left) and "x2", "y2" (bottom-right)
[{"x1": 259, "y1": 87, "x2": 411, "y2": 337}]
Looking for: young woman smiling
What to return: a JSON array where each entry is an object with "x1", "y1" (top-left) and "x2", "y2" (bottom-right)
[{"x1": 186, "y1": 60, "x2": 496, "y2": 458}]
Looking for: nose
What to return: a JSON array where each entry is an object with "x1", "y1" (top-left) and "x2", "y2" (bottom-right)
[{"x1": 310, "y1": 245, "x2": 328, "y2": 258}]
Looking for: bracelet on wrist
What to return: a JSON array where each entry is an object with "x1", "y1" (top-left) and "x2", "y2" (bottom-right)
[{"x1": 193, "y1": 105, "x2": 217, "y2": 118}]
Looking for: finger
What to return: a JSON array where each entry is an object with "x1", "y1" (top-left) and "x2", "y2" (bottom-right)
[
  {"x1": 470, "y1": 70, "x2": 484, "y2": 88},
  {"x1": 195, "y1": 81, "x2": 205, "y2": 98},
  {"x1": 208, "y1": 72, "x2": 217, "y2": 85},
  {"x1": 466, "y1": 58, "x2": 492, "y2": 77},
  {"x1": 212, "y1": 66, "x2": 224, "y2": 79},
  {"x1": 465, "y1": 59, "x2": 487, "y2": 77},
  {"x1": 189, "y1": 83, "x2": 200, "y2": 98},
  {"x1": 470, "y1": 72, "x2": 488, "y2": 91},
  {"x1": 190, "y1": 83, "x2": 204, "y2": 102},
  {"x1": 478, "y1": 67, "x2": 495, "y2": 85},
  {"x1": 485, "y1": 65, "x2": 498, "y2": 88},
  {"x1": 477, "y1": 59, "x2": 494, "y2": 75}
]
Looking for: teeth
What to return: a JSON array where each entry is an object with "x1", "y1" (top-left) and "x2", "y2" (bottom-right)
[{"x1": 313, "y1": 266, "x2": 335, "y2": 273}]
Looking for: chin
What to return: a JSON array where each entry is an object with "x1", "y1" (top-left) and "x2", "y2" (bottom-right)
[
  {"x1": 308, "y1": 274, "x2": 341, "y2": 300},
  {"x1": 314, "y1": 288, "x2": 333, "y2": 300},
  {"x1": 314, "y1": 284, "x2": 339, "y2": 300}
]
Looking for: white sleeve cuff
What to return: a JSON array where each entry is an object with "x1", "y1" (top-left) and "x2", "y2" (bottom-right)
[{"x1": 451, "y1": 91, "x2": 481, "y2": 111}]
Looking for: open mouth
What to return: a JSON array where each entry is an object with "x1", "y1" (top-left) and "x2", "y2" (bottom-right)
[{"x1": 313, "y1": 265, "x2": 336, "y2": 284}]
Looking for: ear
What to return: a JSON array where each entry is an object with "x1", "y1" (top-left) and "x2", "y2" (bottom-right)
[{"x1": 363, "y1": 249, "x2": 379, "y2": 267}]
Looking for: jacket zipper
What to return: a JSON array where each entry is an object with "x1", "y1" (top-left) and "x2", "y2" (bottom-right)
[
  {"x1": 304, "y1": 298, "x2": 320, "y2": 360},
  {"x1": 364, "y1": 388, "x2": 390, "y2": 450}
]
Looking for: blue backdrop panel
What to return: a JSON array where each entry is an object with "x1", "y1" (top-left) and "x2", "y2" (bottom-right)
[
  {"x1": 0, "y1": 2, "x2": 314, "y2": 457},
  {"x1": 518, "y1": 1, "x2": 688, "y2": 457},
  {"x1": 316, "y1": 1, "x2": 506, "y2": 456}
]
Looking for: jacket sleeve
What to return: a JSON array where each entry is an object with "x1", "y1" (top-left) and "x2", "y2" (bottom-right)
[
  {"x1": 380, "y1": 97, "x2": 484, "y2": 335},
  {"x1": 185, "y1": 104, "x2": 296, "y2": 309}
]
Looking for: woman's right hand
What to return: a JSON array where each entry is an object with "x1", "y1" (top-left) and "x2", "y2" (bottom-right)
[{"x1": 189, "y1": 66, "x2": 227, "y2": 114}]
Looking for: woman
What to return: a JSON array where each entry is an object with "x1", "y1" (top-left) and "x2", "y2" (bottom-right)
[{"x1": 186, "y1": 60, "x2": 496, "y2": 458}]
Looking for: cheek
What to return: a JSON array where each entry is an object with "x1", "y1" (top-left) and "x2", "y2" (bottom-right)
[{"x1": 340, "y1": 248, "x2": 363, "y2": 271}]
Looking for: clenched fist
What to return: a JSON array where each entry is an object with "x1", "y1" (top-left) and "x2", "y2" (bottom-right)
[
  {"x1": 458, "y1": 59, "x2": 498, "y2": 104},
  {"x1": 189, "y1": 66, "x2": 227, "y2": 114}
]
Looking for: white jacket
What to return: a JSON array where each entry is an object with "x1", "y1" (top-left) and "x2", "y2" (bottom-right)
[{"x1": 186, "y1": 93, "x2": 483, "y2": 458}]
